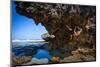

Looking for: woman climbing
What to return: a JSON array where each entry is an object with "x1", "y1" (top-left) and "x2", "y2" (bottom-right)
[{"x1": 66, "y1": 25, "x2": 82, "y2": 40}]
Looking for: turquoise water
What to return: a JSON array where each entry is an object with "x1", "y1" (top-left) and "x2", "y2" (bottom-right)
[{"x1": 34, "y1": 49, "x2": 51, "y2": 60}]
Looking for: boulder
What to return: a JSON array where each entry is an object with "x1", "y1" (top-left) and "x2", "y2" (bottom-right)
[
  {"x1": 12, "y1": 55, "x2": 32, "y2": 65},
  {"x1": 51, "y1": 56, "x2": 60, "y2": 63},
  {"x1": 41, "y1": 33, "x2": 55, "y2": 41}
]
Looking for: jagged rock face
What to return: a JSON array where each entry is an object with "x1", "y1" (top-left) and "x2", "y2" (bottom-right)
[{"x1": 14, "y1": 1, "x2": 96, "y2": 50}]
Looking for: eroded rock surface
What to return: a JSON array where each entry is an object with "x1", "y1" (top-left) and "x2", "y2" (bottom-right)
[
  {"x1": 14, "y1": 1, "x2": 96, "y2": 52},
  {"x1": 60, "y1": 48, "x2": 96, "y2": 63}
]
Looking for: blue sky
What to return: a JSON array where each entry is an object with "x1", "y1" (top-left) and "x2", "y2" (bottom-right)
[{"x1": 12, "y1": 2, "x2": 47, "y2": 40}]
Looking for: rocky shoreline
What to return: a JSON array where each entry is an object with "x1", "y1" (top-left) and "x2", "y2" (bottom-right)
[{"x1": 12, "y1": 44, "x2": 96, "y2": 66}]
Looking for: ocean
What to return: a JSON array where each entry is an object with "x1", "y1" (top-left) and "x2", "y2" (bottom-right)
[{"x1": 12, "y1": 40, "x2": 52, "y2": 65}]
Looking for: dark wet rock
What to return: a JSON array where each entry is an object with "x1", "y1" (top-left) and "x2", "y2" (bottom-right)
[{"x1": 12, "y1": 45, "x2": 38, "y2": 57}]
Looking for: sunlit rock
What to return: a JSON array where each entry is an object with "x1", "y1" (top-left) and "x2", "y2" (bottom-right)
[
  {"x1": 41, "y1": 33, "x2": 55, "y2": 41},
  {"x1": 51, "y1": 56, "x2": 60, "y2": 63}
]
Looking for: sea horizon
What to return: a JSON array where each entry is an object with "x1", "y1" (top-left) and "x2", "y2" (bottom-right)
[{"x1": 12, "y1": 39, "x2": 45, "y2": 42}]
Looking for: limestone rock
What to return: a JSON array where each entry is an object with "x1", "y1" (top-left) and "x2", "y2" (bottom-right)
[
  {"x1": 41, "y1": 33, "x2": 55, "y2": 41},
  {"x1": 14, "y1": 1, "x2": 96, "y2": 51}
]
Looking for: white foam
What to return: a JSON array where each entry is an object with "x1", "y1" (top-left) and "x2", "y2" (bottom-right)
[{"x1": 12, "y1": 39, "x2": 45, "y2": 42}]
